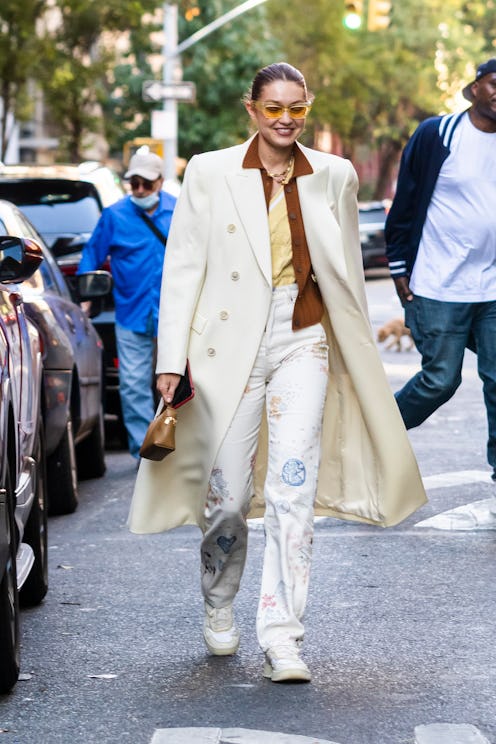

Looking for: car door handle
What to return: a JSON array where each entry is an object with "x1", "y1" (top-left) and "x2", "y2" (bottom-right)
[{"x1": 64, "y1": 313, "x2": 76, "y2": 334}]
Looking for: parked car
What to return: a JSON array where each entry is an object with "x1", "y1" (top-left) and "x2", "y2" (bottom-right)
[
  {"x1": 0, "y1": 235, "x2": 47, "y2": 694},
  {"x1": 0, "y1": 200, "x2": 112, "y2": 516},
  {"x1": 0, "y1": 163, "x2": 125, "y2": 439},
  {"x1": 358, "y1": 200, "x2": 389, "y2": 270}
]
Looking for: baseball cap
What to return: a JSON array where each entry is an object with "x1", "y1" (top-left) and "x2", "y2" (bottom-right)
[
  {"x1": 462, "y1": 58, "x2": 496, "y2": 101},
  {"x1": 124, "y1": 151, "x2": 163, "y2": 180}
]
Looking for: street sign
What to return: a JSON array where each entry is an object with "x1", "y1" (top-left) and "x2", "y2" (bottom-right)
[{"x1": 142, "y1": 81, "x2": 196, "y2": 103}]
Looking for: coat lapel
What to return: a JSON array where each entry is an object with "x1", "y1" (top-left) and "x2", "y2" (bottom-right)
[{"x1": 226, "y1": 168, "x2": 272, "y2": 287}]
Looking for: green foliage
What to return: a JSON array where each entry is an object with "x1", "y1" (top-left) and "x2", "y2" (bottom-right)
[
  {"x1": 37, "y1": 0, "x2": 162, "y2": 160},
  {"x1": 0, "y1": 0, "x2": 46, "y2": 159},
  {"x1": 176, "y1": 0, "x2": 282, "y2": 159},
  {"x1": 266, "y1": 0, "x2": 489, "y2": 196}
]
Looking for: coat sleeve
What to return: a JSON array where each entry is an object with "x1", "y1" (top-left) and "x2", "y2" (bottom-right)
[
  {"x1": 155, "y1": 155, "x2": 209, "y2": 375},
  {"x1": 384, "y1": 124, "x2": 424, "y2": 277}
]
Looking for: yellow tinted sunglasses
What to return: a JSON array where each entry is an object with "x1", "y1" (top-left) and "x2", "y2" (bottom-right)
[{"x1": 252, "y1": 101, "x2": 312, "y2": 119}]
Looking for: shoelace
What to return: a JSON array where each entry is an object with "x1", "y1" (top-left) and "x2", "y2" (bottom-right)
[{"x1": 209, "y1": 606, "x2": 233, "y2": 631}]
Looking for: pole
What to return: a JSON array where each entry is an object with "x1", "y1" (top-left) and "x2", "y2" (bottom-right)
[
  {"x1": 161, "y1": 0, "x2": 269, "y2": 183},
  {"x1": 162, "y1": 3, "x2": 179, "y2": 183}
]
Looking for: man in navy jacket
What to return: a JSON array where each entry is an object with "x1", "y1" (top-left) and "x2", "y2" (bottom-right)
[{"x1": 385, "y1": 58, "x2": 496, "y2": 477}]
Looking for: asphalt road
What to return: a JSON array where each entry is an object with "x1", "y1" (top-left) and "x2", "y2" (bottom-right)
[{"x1": 1, "y1": 277, "x2": 495, "y2": 744}]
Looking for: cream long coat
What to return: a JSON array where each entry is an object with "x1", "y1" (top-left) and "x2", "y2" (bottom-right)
[{"x1": 128, "y1": 137, "x2": 427, "y2": 534}]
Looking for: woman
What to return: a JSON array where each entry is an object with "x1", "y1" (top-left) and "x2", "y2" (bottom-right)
[{"x1": 129, "y1": 62, "x2": 426, "y2": 683}]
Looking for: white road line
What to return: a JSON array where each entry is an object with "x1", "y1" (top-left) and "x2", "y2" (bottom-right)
[
  {"x1": 422, "y1": 469, "x2": 491, "y2": 489},
  {"x1": 415, "y1": 723, "x2": 491, "y2": 744},
  {"x1": 151, "y1": 730, "x2": 340, "y2": 744}
]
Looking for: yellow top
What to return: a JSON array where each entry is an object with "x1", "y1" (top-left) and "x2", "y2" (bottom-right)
[{"x1": 269, "y1": 186, "x2": 295, "y2": 286}]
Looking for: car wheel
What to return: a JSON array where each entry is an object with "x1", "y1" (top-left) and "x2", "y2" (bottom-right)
[
  {"x1": 47, "y1": 413, "x2": 78, "y2": 516},
  {"x1": 0, "y1": 467, "x2": 20, "y2": 694},
  {"x1": 76, "y1": 406, "x2": 106, "y2": 480},
  {"x1": 20, "y1": 417, "x2": 48, "y2": 607}
]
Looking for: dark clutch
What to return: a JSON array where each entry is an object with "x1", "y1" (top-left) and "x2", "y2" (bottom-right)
[{"x1": 171, "y1": 360, "x2": 194, "y2": 408}]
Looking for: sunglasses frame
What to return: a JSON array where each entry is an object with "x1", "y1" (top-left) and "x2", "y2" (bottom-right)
[
  {"x1": 129, "y1": 176, "x2": 157, "y2": 190},
  {"x1": 251, "y1": 101, "x2": 312, "y2": 119}
]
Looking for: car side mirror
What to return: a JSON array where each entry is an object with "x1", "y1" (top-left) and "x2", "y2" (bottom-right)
[
  {"x1": 76, "y1": 270, "x2": 113, "y2": 300},
  {"x1": 75, "y1": 271, "x2": 113, "y2": 318},
  {"x1": 0, "y1": 236, "x2": 43, "y2": 283}
]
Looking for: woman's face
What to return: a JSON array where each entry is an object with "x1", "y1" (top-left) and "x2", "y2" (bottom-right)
[{"x1": 246, "y1": 80, "x2": 309, "y2": 150}]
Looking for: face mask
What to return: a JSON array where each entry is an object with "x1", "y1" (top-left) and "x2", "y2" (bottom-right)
[{"x1": 130, "y1": 192, "x2": 160, "y2": 210}]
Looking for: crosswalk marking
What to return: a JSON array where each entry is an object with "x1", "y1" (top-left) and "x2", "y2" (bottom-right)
[
  {"x1": 151, "y1": 730, "x2": 339, "y2": 744},
  {"x1": 415, "y1": 723, "x2": 490, "y2": 743}
]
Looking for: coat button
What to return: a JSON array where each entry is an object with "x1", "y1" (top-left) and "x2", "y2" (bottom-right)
[
  {"x1": 231, "y1": 271, "x2": 240, "y2": 281},
  {"x1": 219, "y1": 310, "x2": 229, "y2": 320},
  {"x1": 227, "y1": 224, "x2": 236, "y2": 233},
  {"x1": 207, "y1": 348, "x2": 216, "y2": 356}
]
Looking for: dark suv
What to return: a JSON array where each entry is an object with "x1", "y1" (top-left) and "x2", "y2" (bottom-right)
[{"x1": 0, "y1": 163, "x2": 126, "y2": 440}]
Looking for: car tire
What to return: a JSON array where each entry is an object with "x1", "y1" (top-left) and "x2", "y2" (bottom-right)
[
  {"x1": 0, "y1": 466, "x2": 20, "y2": 694},
  {"x1": 20, "y1": 417, "x2": 48, "y2": 607},
  {"x1": 76, "y1": 406, "x2": 106, "y2": 480},
  {"x1": 47, "y1": 413, "x2": 78, "y2": 516}
]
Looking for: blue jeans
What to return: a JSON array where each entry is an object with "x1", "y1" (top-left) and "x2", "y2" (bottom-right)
[
  {"x1": 115, "y1": 319, "x2": 156, "y2": 459},
  {"x1": 396, "y1": 295, "x2": 496, "y2": 469}
]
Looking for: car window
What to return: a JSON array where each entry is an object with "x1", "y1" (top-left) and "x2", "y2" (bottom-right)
[
  {"x1": 0, "y1": 180, "x2": 102, "y2": 235},
  {"x1": 359, "y1": 208, "x2": 386, "y2": 225}
]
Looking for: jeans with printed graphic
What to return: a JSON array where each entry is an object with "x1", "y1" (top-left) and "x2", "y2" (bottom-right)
[
  {"x1": 397, "y1": 295, "x2": 496, "y2": 469},
  {"x1": 201, "y1": 284, "x2": 329, "y2": 651}
]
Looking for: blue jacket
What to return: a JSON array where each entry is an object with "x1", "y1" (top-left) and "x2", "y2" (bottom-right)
[
  {"x1": 78, "y1": 191, "x2": 176, "y2": 333},
  {"x1": 385, "y1": 111, "x2": 467, "y2": 277}
]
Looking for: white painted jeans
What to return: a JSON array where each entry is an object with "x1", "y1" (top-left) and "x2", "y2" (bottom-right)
[{"x1": 201, "y1": 283, "x2": 329, "y2": 651}]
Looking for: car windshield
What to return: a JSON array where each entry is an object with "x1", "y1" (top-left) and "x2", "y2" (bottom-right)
[{"x1": 0, "y1": 180, "x2": 101, "y2": 237}]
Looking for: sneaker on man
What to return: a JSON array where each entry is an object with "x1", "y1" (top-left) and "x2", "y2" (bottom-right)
[
  {"x1": 263, "y1": 643, "x2": 311, "y2": 682},
  {"x1": 203, "y1": 602, "x2": 240, "y2": 656}
]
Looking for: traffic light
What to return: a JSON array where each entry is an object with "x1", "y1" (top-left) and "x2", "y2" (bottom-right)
[
  {"x1": 184, "y1": 4, "x2": 200, "y2": 21},
  {"x1": 343, "y1": 0, "x2": 363, "y2": 30},
  {"x1": 367, "y1": 0, "x2": 392, "y2": 31}
]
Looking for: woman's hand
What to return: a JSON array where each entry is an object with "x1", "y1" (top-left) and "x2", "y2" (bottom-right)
[{"x1": 157, "y1": 373, "x2": 182, "y2": 405}]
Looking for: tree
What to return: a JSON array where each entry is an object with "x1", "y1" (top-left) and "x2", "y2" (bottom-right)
[
  {"x1": 266, "y1": 0, "x2": 484, "y2": 198},
  {"x1": 0, "y1": 0, "x2": 47, "y2": 160},
  {"x1": 176, "y1": 0, "x2": 282, "y2": 160},
  {"x1": 38, "y1": 0, "x2": 161, "y2": 161}
]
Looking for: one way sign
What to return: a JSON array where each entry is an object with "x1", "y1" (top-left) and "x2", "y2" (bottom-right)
[{"x1": 142, "y1": 81, "x2": 196, "y2": 103}]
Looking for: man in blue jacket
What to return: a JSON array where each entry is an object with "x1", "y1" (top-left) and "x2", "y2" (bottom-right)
[
  {"x1": 385, "y1": 58, "x2": 496, "y2": 477},
  {"x1": 78, "y1": 151, "x2": 177, "y2": 460}
]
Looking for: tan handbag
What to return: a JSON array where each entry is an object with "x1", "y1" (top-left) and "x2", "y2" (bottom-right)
[{"x1": 139, "y1": 405, "x2": 177, "y2": 461}]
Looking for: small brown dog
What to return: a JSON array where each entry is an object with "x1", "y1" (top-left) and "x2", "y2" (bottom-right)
[{"x1": 377, "y1": 317, "x2": 415, "y2": 352}]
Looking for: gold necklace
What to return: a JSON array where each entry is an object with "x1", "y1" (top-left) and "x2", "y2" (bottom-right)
[{"x1": 264, "y1": 155, "x2": 294, "y2": 184}]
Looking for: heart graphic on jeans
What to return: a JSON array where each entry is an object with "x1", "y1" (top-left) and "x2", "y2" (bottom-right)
[{"x1": 217, "y1": 535, "x2": 237, "y2": 554}]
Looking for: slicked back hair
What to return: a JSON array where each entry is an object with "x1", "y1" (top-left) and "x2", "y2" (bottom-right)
[{"x1": 246, "y1": 62, "x2": 310, "y2": 102}]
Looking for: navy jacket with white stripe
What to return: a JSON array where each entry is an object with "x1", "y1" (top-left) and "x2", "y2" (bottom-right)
[{"x1": 385, "y1": 110, "x2": 468, "y2": 278}]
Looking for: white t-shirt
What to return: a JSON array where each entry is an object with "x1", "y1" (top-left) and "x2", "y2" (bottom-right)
[{"x1": 410, "y1": 114, "x2": 496, "y2": 302}]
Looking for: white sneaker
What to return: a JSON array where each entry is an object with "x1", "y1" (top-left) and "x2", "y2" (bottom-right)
[
  {"x1": 263, "y1": 644, "x2": 311, "y2": 682},
  {"x1": 203, "y1": 602, "x2": 240, "y2": 656}
]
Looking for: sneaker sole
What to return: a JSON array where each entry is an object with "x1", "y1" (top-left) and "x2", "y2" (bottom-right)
[{"x1": 262, "y1": 660, "x2": 311, "y2": 682}]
